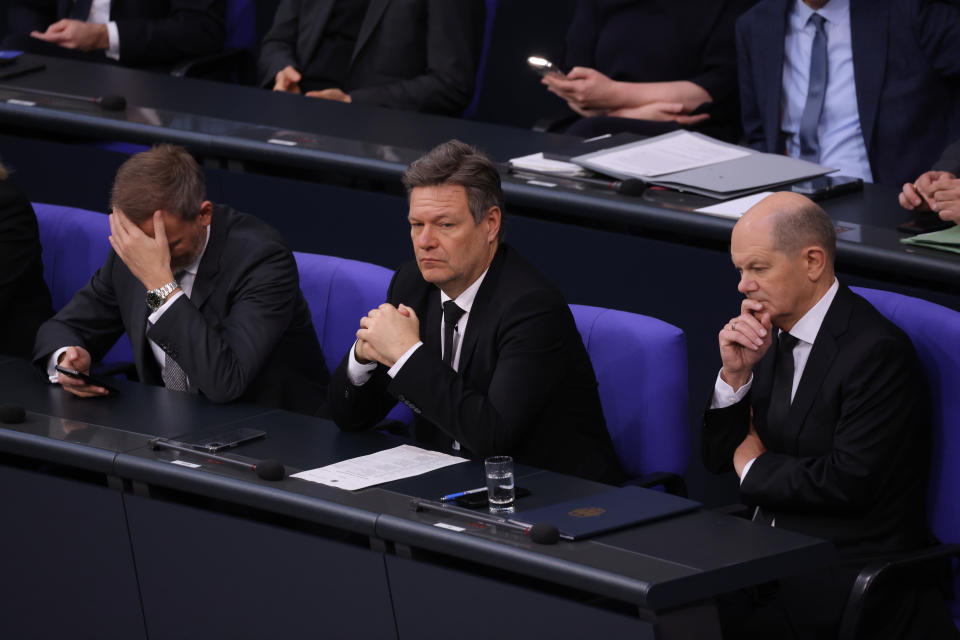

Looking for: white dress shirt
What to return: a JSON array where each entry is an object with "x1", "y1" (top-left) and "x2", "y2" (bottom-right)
[
  {"x1": 47, "y1": 224, "x2": 211, "y2": 383},
  {"x1": 711, "y1": 278, "x2": 840, "y2": 482},
  {"x1": 82, "y1": 0, "x2": 121, "y2": 60},
  {"x1": 781, "y1": 0, "x2": 873, "y2": 182}
]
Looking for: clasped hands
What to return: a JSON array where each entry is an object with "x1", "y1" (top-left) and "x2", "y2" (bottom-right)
[
  {"x1": 541, "y1": 67, "x2": 708, "y2": 125},
  {"x1": 719, "y1": 298, "x2": 773, "y2": 477},
  {"x1": 355, "y1": 304, "x2": 420, "y2": 368},
  {"x1": 273, "y1": 66, "x2": 352, "y2": 102},
  {"x1": 899, "y1": 171, "x2": 960, "y2": 222},
  {"x1": 108, "y1": 210, "x2": 176, "y2": 292}
]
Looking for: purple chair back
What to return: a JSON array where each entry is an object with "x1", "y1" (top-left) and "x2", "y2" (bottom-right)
[
  {"x1": 569, "y1": 304, "x2": 688, "y2": 480},
  {"x1": 852, "y1": 286, "x2": 960, "y2": 621},
  {"x1": 32, "y1": 203, "x2": 133, "y2": 365},
  {"x1": 294, "y1": 252, "x2": 413, "y2": 425}
]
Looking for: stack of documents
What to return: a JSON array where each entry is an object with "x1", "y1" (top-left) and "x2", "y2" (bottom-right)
[
  {"x1": 900, "y1": 224, "x2": 960, "y2": 254},
  {"x1": 507, "y1": 152, "x2": 586, "y2": 177},
  {"x1": 572, "y1": 131, "x2": 832, "y2": 200}
]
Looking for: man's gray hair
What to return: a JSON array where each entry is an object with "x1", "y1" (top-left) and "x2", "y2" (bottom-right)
[
  {"x1": 111, "y1": 144, "x2": 206, "y2": 223},
  {"x1": 771, "y1": 199, "x2": 837, "y2": 265},
  {"x1": 402, "y1": 140, "x2": 505, "y2": 240}
]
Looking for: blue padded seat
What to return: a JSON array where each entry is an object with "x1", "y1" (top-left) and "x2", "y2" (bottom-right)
[{"x1": 569, "y1": 304, "x2": 688, "y2": 486}]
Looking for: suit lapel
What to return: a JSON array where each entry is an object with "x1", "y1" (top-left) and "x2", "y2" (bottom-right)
[
  {"x1": 850, "y1": 0, "x2": 888, "y2": 155},
  {"x1": 352, "y1": 0, "x2": 391, "y2": 66},
  {"x1": 455, "y1": 246, "x2": 506, "y2": 375},
  {"x1": 303, "y1": 0, "x2": 336, "y2": 65},
  {"x1": 189, "y1": 207, "x2": 226, "y2": 311},
  {"x1": 759, "y1": 0, "x2": 789, "y2": 154},
  {"x1": 423, "y1": 288, "x2": 442, "y2": 360},
  {"x1": 781, "y1": 285, "x2": 853, "y2": 450}
]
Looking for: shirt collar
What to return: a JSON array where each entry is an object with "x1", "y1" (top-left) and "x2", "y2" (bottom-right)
[
  {"x1": 439, "y1": 266, "x2": 489, "y2": 315},
  {"x1": 784, "y1": 277, "x2": 839, "y2": 345},
  {"x1": 791, "y1": 0, "x2": 849, "y2": 28},
  {"x1": 178, "y1": 223, "x2": 211, "y2": 277}
]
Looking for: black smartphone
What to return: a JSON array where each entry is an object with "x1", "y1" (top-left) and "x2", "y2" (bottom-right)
[
  {"x1": 187, "y1": 427, "x2": 267, "y2": 452},
  {"x1": 527, "y1": 56, "x2": 562, "y2": 77},
  {"x1": 897, "y1": 211, "x2": 955, "y2": 235},
  {"x1": 455, "y1": 487, "x2": 531, "y2": 509},
  {"x1": 789, "y1": 175, "x2": 864, "y2": 200},
  {"x1": 54, "y1": 365, "x2": 120, "y2": 394}
]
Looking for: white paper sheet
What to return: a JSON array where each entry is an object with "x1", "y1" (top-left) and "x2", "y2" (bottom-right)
[
  {"x1": 583, "y1": 131, "x2": 750, "y2": 177},
  {"x1": 291, "y1": 445, "x2": 468, "y2": 491},
  {"x1": 695, "y1": 192, "x2": 775, "y2": 219}
]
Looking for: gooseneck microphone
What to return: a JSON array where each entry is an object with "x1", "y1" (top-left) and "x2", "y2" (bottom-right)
[
  {"x1": 150, "y1": 438, "x2": 286, "y2": 481},
  {"x1": 0, "y1": 404, "x2": 26, "y2": 424},
  {"x1": 0, "y1": 84, "x2": 127, "y2": 111},
  {"x1": 410, "y1": 498, "x2": 564, "y2": 545},
  {"x1": 508, "y1": 166, "x2": 648, "y2": 196}
]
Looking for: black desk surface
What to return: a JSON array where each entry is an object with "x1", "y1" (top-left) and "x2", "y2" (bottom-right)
[
  {"x1": 0, "y1": 359, "x2": 833, "y2": 611},
  {"x1": 1, "y1": 54, "x2": 958, "y2": 289}
]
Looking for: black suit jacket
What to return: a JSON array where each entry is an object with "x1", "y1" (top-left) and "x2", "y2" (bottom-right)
[
  {"x1": 737, "y1": 0, "x2": 960, "y2": 186},
  {"x1": 33, "y1": 205, "x2": 328, "y2": 415},
  {"x1": 0, "y1": 178, "x2": 53, "y2": 359},
  {"x1": 328, "y1": 245, "x2": 624, "y2": 484},
  {"x1": 932, "y1": 139, "x2": 960, "y2": 175},
  {"x1": 257, "y1": 0, "x2": 484, "y2": 115},
  {"x1": 703, "y1": 285, "x2": 930, "y2": 557},
  {"x1": 6, "y1": 0, "x2": 225, "y2": 68}
]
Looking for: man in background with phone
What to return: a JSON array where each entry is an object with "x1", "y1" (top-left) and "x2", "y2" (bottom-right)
[{"x1": 33, "y1": 144, "x2": 329, "y2": 415}]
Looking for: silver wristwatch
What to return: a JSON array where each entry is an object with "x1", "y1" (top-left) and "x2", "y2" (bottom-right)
[{"x1": 145, "y1": 280, "x2": 180, "y2": 312}]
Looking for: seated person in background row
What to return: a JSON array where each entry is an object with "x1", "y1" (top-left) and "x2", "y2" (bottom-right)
[
  {"x1": 33, "y1": 144, "x2": 329, "y2": 415},
  {"x1": 258, "y1": 0, "x2": 485, "y2": 115},
  {"x1": 3, "y1": 0, "x2": 226, "y2": 71},
  {"x1": 704, "y1": 192, "x2": 956, "y2": 639},
  {"x1": 328, "y1": 140, "x2": 624, "y2": 485},
  {"x1": 899, "y1": 139, "x2": 960, "y2": 224},
  {"x1": 541, "y1": 0, "x2": 757, "y2": 142},
  {"x1": 0, "y1": 162, "x2": 54, "y2": 359},
  {"x1": 737, "y1": 0, "x2": 960, "y2": 186}
]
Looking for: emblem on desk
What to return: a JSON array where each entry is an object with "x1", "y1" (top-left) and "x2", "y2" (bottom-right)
[{"x1": 569, "y1": 507, "x2": 606, "y2": 518}]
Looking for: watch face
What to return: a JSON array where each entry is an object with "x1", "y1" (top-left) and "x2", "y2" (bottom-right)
[{"x1": 146, "y1": 291, "x2": 162, "y2": 310}]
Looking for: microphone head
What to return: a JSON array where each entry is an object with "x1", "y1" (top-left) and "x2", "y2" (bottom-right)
[
  {"x1": 98, "y1": 95, "x2": 127, "y2": 111},
  {"x1": 254, "y1": 459, "x2": 285, "y2": 481},
  {"x1": 529, "y1": 522, "x2": 560, "y2": 545},
  {"x1": 0, "y1": 404, "x2": 26, "y2": 424},
  {"x1": 616, "y1": 178, "x2": 648, "y2": 196}
]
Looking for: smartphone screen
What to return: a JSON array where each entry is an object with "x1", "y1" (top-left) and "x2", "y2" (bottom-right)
[{"x1": 188, "y1": 427, "x2": 267, "y2": 452}]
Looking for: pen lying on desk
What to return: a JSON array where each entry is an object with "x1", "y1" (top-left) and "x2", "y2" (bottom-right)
[{"x1": 440, "y1": 487, "x2": 486, "y2": 501}]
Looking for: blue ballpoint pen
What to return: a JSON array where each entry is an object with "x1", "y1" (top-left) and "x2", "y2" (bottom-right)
[{"x1": 440, "y1": 487, "x2": 487, "y2": 502}]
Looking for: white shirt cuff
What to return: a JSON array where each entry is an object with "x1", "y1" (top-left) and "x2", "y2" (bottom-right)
[
  {"x1": 346, "y1": 341, "x2": 378, "y2": 386},
  {"x1": 46, "y1": 347, "x2": 71, "y2": 382},
  {"x1": 710, "y1": 370, "x2": 753, "y2": 409},
  {"x1": 147, "y1": 289, "x2": 185, "y2": 325},
  {"x1": 106, "y1": 21, "x2": 120, "y2": 60},
  {"x1": 740, "y1": 457, "x2": 757, "y2": 484},
  {"x1": 387, "y1": 342, "x2": 422, "y2": 378}
]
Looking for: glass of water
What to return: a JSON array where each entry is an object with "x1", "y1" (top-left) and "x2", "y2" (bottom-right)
[{"x1": 484, "y1": 455, "x2": 515, "y2": 514}]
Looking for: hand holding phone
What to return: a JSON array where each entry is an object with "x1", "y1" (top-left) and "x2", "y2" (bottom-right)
[{"x1": 54, "y1": 347, "x2": 118, "y2": 396}]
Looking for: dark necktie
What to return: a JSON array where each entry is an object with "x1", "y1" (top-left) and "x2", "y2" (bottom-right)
[
  {"x1": 799, "y1": 13, "x2": 828, "y2": 161},
  {"x1": 442, "y1": 301, "x2": 466, "y2": 369},
  {"x1": 766, "y1": 331, "x2": 800, "y2": 430},
  {"x1": 70, "y1": 0, "x2": 93, "y2": 20}
]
